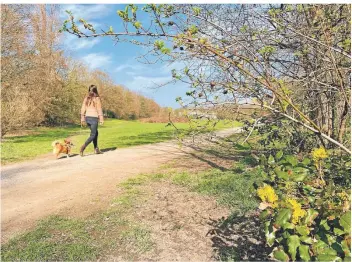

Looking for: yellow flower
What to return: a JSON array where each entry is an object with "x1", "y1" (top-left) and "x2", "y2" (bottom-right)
[
  {"x1": 286, "y1": 199, "x2": 306, "y2": 224},
  {"x1": 257, "y1": 185, "x2": 279, "y2": 204},
  {"x1": 312, "y1": 147, "x2": 328, "y2": 162},
  {"x1": 337, "y1": 191, "x2": 350, "y2": 201}
]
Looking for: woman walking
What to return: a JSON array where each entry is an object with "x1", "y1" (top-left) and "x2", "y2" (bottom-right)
[{"x1": 80, "y1": 84, "x2": 104, "y2": 156}]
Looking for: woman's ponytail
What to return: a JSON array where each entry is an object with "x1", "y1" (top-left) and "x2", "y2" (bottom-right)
[{"x1": 86, "y1": 85, "x2": 99, "y2": 106}]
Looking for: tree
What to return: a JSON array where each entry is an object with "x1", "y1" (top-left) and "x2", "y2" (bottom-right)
[
  {"x1": 62, "y1": 4, "x2": 351, "y2": 153},
  {"x1": 1, "y1": 4, "x2": 65, "y2": 134},
  {"x1": 1, "y1": 4, "x2": 163, "y2": 136}
]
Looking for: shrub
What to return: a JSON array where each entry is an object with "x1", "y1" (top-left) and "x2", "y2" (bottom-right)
[{"x1": 256, "y1": 148, "x2": 351, "y2": 261}]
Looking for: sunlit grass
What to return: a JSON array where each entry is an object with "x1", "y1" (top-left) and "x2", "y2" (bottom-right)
[
  {"x1": 1, "y1": 120, "x2": 186, "y2": 165},
  {"x1": 1, "y1": 119, "x2": 241, "y2": 165}
]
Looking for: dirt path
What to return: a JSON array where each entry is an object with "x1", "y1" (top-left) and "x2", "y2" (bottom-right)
[
  {"x1": 1, "y1": 128, "x2": 241, "y2": 244},
  {"x1": 114, "y1": 181, "x2": 232, "y2": 261}
]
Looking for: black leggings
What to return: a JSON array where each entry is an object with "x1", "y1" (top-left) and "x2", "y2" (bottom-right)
[{"x1": 85, "y1": 117, "x2": 99, "y2": 148}]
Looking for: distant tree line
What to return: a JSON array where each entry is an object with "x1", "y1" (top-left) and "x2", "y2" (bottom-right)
[{"x1": 1, "y1": 4, "x2": 163, "y2": 137}]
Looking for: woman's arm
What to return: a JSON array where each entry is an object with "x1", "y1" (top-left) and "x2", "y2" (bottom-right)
[
  {"x1": 80, "y1": 97, "x2": 87, "y2": 122},
  {"x1": 96, "y1": 97, "x2": 104, "y2": 123}
]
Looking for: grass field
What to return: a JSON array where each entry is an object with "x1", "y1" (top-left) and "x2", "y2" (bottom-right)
[{"x1": 1, "y1": 119, "x2": 241, "y2": 165}]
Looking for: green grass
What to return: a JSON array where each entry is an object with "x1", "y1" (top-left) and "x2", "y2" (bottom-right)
[
  {"x1": 171, "y1": 164, "x2": 264, "y2": 214},
  {"x1": 1, "y1": 178, "x2": 154, "y2": 261},
  {"x1": 1, "y1": 120, "x2": 185, "y2": 165},
  {"x1": 1, "y1": 119, "x2": 240, "y2": 165},
  {"x1": 1, "y1": 216, "x2": 98, "y2": 261}
]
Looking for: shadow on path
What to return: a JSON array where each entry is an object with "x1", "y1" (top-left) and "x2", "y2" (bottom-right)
[
  {"x1": 101, "y1": 147, "x2": 117, "y2": 153},
  {"x1": 207, "y1": 212, "x2": 270, "y2": 261}
]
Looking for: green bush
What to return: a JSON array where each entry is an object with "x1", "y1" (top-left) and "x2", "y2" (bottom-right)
[{"x1": 256, "y1": 147, "x2": 351, "y2": 261}]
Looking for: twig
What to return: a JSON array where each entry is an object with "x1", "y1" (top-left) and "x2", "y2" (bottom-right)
[
  {"x1": 242, "y1": 117, "x2": 261, "y2": 145},
  {"x1": 168, "y1": 112, "x2": 179, "y2": 131},
  {"x1": 252, "y1": 9, "x2": 351, "y2": 59}
]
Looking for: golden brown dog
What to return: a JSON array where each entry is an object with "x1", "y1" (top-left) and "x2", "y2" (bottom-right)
[{"x1": 51, "y1": 139, "x2": 74, "y2": 159}]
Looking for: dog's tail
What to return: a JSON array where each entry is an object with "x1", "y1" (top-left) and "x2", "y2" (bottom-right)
[{"x1": 51, "y1": 140, "x2": 60, "y2": 147}]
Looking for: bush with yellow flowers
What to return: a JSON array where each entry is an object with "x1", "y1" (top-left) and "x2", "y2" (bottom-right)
[{"x1": 256, "y1": 147, "x2": 351, "y2": 262}]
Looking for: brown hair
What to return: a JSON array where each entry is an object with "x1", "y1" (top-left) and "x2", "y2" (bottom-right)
[{"x1": 86, "y1": 85, "x2": 99, "y2": 107}]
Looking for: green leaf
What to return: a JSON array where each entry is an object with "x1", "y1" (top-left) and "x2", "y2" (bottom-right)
[
  {"x1": 333, "y1": 227, "x2": 345, "y2": 236},
  {"x1": 265, "y1": 221, "x2": 276, "y2": 247},
  {"x1": 303, "y1": 184, "x2": 315, "y2": 194},
  {"x1": 275, "y1": 209, "x2": 292, "y2": 228},
  {"x1": 308, "y1": 196, "x2": 315, "y2": 203},
  {"x1": 276, "y1": 150, "x2": 284, "y2": 160},
  {"x1": 286, "y1": 155, "x2": 298, "y2": 166},
  {"x1": 300, "y1": 235, "x2": 313, "y2": 244},
  {"x1": 154, "y1": 40, "x2": 165, "y2": 50},
  {"x1": 282, "y1": 230, "x2": 291, "y2": 239},
  {"x1": 340, "y1": 213, "x2": 351, "y2": 233},
  {"x1": 320, "y1": 219, "x2": 330, "y2": 230},
  {"x1": 326, "y1": 233, "x2": 337, "y2": 246},
  {"x1": 258, "y1": 45, "x2": 276, "y2": 57},
  {"x1": 302, "y1": 158, "x2": 311, "y2": 165},
  {"x1": 240, "y1": 25, "x2": 248, "y2": 33},
  {"x1": 344, "y1": 256, "x2": 351, "y2": 262},
  {"x1": 341, "y1": 240, "x2": 351, "y2": 257},
  {"x1": 189, "y1": 24, "x2": 198, "y2": 34},
  {"x1": 294, "y1": 167, "x2": 310, "y2": 175},
  {"x1": 133, "y1": 21, "x2": 142, "y2": 29},
  {"x1": 192, "y1": 6, "x2": 201, "y2": 16},
  {"x1": 299, "y1": 245, "x2": 311, "y2": 262},
  {"x1": 303, "y1": 209, "x2": 319, "y2": 226},
  {"x1": 160, "y1": 47, "x2": 171, "y2": 54},
  {"x1": 117, "y1": 10, "x2": 125, "y2": 18},
  {"x1": 260, "y1": 210, "x2": 270, "y2": 220},
  {"x1": 268, "y1": 154, "x2": 275, "y2": 164},
  {"x1": 260, "y1": 154, "x2": 267, "y2": 165},
  {"x1": 296, "y1": 225, "x2": 310, "y2": 236},
  {"x1": 283, "y1": 222, "x2": 295, "y2": 229},
  {"x1": 273, "y1": 248, "x2": 290, "y2": 262},
  {"x1": 287, "y1": 235, "x2": 300, "y2": 261},
  {"x1": 313, "y1": 240, "x2": 331, "y2": 254},
  {"x1": 275, "y1": 167, "x2": 289, "y2": 181},
  {"x1": 184, "y1": 67, "x2": 189, "y2": 74},
  {"x1": 316, "y1": 254, "x2": 341, "y2": 262},
  {"x1": 292, "y1": 173, "x2": 308, "y2": 182}
]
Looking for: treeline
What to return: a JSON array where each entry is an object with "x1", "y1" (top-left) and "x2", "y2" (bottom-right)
[
  {"x1": 66, "y1": 62, "x2": 161, "y2": 121},
  {"x1": 1, "y1": 5, "x2": 162, "y2": 137}
]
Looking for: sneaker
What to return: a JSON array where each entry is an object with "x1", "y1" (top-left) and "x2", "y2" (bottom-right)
[{"x1": 95, "y1": 148, "x2": 103, "y2": 154}]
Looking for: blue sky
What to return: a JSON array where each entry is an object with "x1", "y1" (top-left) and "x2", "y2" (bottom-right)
[{"x1": 60, "y1": 4, "x2": 189, "y2": 108}]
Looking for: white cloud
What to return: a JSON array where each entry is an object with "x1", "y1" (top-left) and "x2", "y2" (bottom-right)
[
  {"x1": 114, "y1": 63, "x2": 146, "y2": 73},
  {"x1": 64, "y1": 34, "x2": 101, "y2": 50},
  {"x1": 160, "y1": 61, "x2": 186, "y2": 75},
  {"x1": 60, "y1": 4, "x2": 112, "y2": 20},
  {"x1": 123, "y1": 75, "x2": 173, "y2": 93},
  {"x1": 75, "y1": 38, "x2": 101, "y2": 49},
  {"x1": 60, "y1": 5, "x2": 109, "y2": 35},
  {"x1": 125, "y1": 71, "x2": 138, "y2": 76},
  {"x1": 81, "y1": 53, "x2": 112, "y2": 69},
  {"x1": 114, "y1": 60, "x2": 186, "y2": 78}
]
